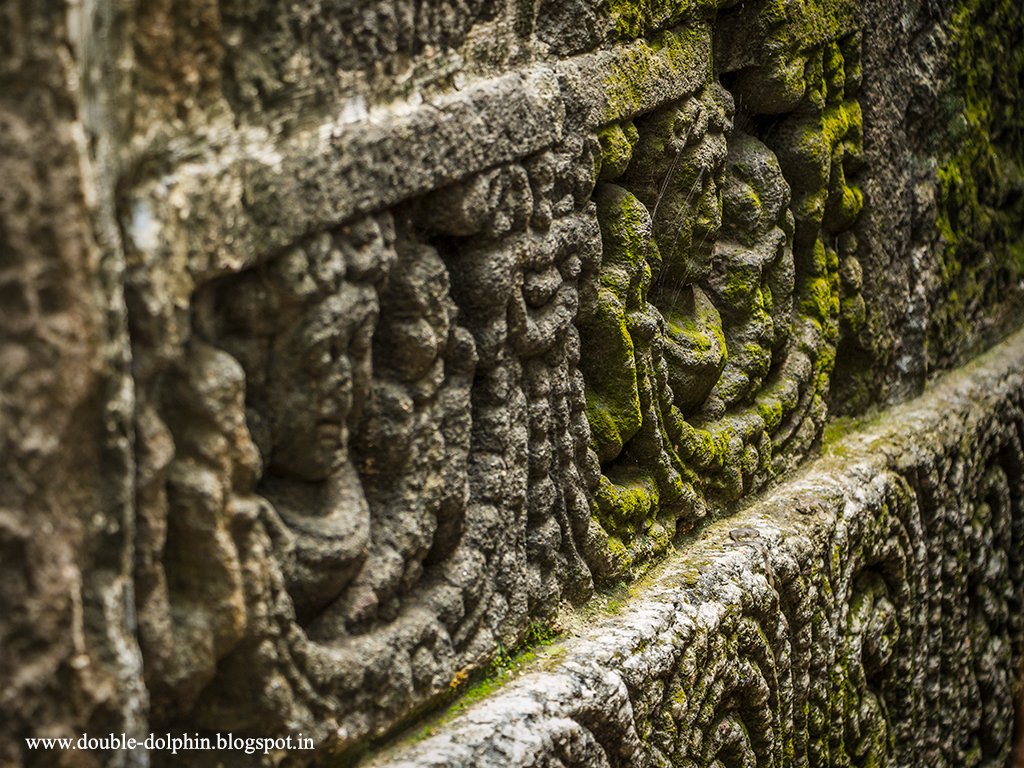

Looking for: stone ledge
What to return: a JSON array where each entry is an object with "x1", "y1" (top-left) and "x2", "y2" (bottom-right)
[
  {"x1": 120, "y1": 21, "x2": 721, "y2": 285},
  {"x1": 123, "y1": 65, "x2": 565, "y2": 283},
  {"x1": 368, "y1": 326, "x2": 1024, "y2": 767}
]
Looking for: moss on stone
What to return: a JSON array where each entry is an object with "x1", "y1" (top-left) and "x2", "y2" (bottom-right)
[
  {"x1": 597, "y1": 121, "x2": 640, "y2": 181},
  {"x1": 600, "y1": 25, "x2": 710, "y2": 123},
  {"x1": 928, "y1": 0, "x2": 1024, "y2": 368}
]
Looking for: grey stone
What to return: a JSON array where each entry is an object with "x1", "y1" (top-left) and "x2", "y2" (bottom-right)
[
  {"x1": 374, "y1": 327, "x2": 1024, "y2": 767},
  {"x1": 2, "y1": 0, "x2": 1023, "y2": 765}
]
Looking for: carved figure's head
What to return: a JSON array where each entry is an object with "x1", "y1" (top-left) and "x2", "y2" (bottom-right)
[{"x1": 622, "y1": 82, "x2": 734, "y2": 294}]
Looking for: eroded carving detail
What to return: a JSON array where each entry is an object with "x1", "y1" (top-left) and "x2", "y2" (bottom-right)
[
  {"x1": 576, "y1": 27, "x2": 865, "y2": 580},
  {"x1": 381, "y1": 402, "x2": 1024, "y2": 767},
  {"x1": 96, "y1": 0, "x2": 1018, "y2": 762}
]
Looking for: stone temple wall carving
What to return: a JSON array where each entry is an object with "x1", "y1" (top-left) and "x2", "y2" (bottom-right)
[
  {"x1": 119, "y1": 6, "x2": 877, "y2": 753},
  {"x1": 0, "y1": 0, "x2": 1022, "y2": 765},
  {"x1": 375, "y1": 331, "x2": 1024, "y2": 768}
]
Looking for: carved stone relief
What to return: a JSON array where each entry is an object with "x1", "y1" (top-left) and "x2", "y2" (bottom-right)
[
  {"x1": 53, "y1": 0, "x2": 1014, "y2": 762},
  {"x1": 577, "y1": 26, "x2": 865, "y2": 580}
]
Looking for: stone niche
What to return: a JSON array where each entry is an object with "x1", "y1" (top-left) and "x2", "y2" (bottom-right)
[{"x1": 1, "y1": 0, "x2": 1022, "y2": 765}]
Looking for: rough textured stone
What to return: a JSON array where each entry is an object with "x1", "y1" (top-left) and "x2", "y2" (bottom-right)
[
  {"x1": 372, "y1": 326, "x2": 1024, "y2": 768},
  {"x1": 1, "y1": 0, "x2": 1022, "y2": 764},
  {"x1": 0, "y1": 2, "x2": 143, "y2": 766}
]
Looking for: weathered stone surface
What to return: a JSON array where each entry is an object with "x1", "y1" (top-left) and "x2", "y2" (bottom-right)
[
  {"x1": 0, "y1": 2, "x2": 143, "y2": 766},
  {"x1": 1, "y1": 0, "x2": 1022, "y2": 764},
  {"x1": 830, "y1": 0, "x2": 1024, "y2": 411},
  {"x1": 373, "y1": 326, "x2": 1024, "y2": 768}
]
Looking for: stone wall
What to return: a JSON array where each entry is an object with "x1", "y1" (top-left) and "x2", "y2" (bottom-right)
[
  {"x1": 0, "y1": 0, "x2": 1022, "y2": 765},
  {"x1": 374, "y1": 328, "x2": 1024, "y2": 768}
]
